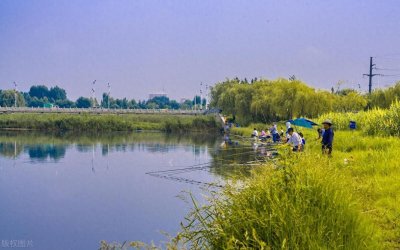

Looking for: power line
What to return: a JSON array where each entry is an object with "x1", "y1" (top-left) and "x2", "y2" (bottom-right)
[
  {"x1": 381, "y1": 74, "x2": 400, "y2": 77},
  {"x1": 375, "y1": 67, "x2": 400, "y2": 72}
]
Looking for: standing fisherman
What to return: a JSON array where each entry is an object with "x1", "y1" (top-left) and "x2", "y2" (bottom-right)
[{"x1": 321, "y1": 120, "x2": 334, "y2": 156}]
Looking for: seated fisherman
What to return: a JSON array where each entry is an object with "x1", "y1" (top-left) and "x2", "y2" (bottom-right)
[{"x1": 287, "y1": 128, "x2": 302, "y2": 152}]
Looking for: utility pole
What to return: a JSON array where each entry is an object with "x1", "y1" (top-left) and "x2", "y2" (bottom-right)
[
  {"x1": 91, "y1": 80, "x2": 96, "y2": 107},
  {"x1": 200, "y1": 82, "x2": 203, "y2": 110},
  {"x1": 107, "y1": 83, "x2": 111, "y2": 109},
  {"x1": 205, "y1": 84, "x2": 208, "y2": 110},
  {"x1": 363, "y1": 57, "x2": 379, "y2": 94},
  {"x1": 13, "y1": 82, "x2": 17, "y2": 108}
]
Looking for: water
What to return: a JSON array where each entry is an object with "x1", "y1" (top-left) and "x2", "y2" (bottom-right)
[{"x1": 0, "y1": 131, "x2": 264, "y2": 250}]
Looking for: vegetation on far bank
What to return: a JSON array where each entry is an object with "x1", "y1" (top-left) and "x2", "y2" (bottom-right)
[
  {"x1": 0, "y1": 84, "x2": 205, "y2": 110},
  {"x1": 0, "y1": 113, "x2": 218, "y2": 132},
  {"x1": 229, "y1": 100, "x2": 400, "y2": 138},
  {"x1": 210, "y1": 77, "x2": 400, "y2": 125}
]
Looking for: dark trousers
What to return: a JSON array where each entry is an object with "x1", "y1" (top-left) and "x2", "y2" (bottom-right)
[
  {"x1": 322, "y1": 144, "x2": 332, "y2": 155},
  {"x1": 272, "y1": 133, "x2": 279, "y2": 142}
]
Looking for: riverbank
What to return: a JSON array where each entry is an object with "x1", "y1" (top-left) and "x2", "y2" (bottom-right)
[
  {"x1": 0, "y1": 113, "x2": 219, "y2": 132},
  {"x1": 180, "y1": 127, "x2": 398, "y2": 249},
  {"x1": 100, "y1": 126, "x2": 399, "y2": 249}
]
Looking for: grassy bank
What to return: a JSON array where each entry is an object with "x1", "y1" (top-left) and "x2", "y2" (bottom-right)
[
  {"x1": 174, "y1": 131, "x2": 399, "y2": 249},
  {"x1": 190, "y1": 127, "x2": 398, "y2": 249},
  {"x1": 102, "y1": 130, "x2": 399, "y2": 249},
  {"x1": 0, "y1": 113, "x2": 219, "y2": 132},
  {"x1": 99, "y1": 118, "x2": 400, "y2": 249}
]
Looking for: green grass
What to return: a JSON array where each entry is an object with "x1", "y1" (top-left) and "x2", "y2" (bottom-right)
[
  {"x1": 0, "y1": 113, "x2": 219, "y2": 132},
  {"x1": 172, "y1": 128, "x2": 400, "y2": 249}
]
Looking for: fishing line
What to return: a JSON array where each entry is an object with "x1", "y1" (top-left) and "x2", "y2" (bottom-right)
[{"x1": 145, "y1": 144, "x2": 278, "y2": 187}]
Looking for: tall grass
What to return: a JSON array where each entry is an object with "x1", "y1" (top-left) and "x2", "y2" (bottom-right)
[
  {"x1": 176, "y1": 153, "x2": 379, "y2": 250},
  {"x1": 0, "y1": 113, "x2": 219, "y2": 132},
  {"x1": 319, "y1": 100, "x2": 400, "y2": 136},
  {"x1": 170, "y1": 128, "x2": 400, "y2": 249}
]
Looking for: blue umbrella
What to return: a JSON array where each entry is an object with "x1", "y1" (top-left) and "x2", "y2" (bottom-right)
[{"x1": 288, "y1": 118, "x2": 318, "y2": 129}]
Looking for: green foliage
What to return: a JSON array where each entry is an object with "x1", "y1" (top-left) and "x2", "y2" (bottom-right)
[
  {"x1": 29, "y1": 85, "x2": 49, "y2": 99},
  {"x1": 210, "y1": 78, "x2": 368, "y2": 125},
  {"x1": 0, "y1": 113, "x2": 218, "y2": 132},
  {"x1": 48, "y1": 86, "x2": 67, "y2": 101},
  {"x1": 319, "y1": 100, "x2": 400, "y2": 136},
  {"x1": 75, "y1": 97, "x2": 92, "y2": 108},
  {"x1": 0, "y1": 90, "x2": 25, "y2": 107},
  {"x1": 369, "y1": 82, "x2": 400, "y2": 109}
]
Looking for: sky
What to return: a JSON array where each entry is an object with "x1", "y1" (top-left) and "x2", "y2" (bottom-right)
[{"x1": 1, "y1": 0, "x2": 400, "y2": 101}]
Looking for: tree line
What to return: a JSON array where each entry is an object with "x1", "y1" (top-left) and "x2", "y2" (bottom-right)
[
  {"x1": 0, "y1": 85, "x2": 206, "y2": 110},
  {"x1": 210, "y1": 78, "x2": 400, "y2": 125}
]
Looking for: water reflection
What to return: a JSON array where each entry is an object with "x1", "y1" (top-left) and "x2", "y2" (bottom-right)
[
  {"x1": 0, "y1": 131, "x2": 275, "y2": 181},
  {"x1": 0, "y1": 130, "x2": 277, "y2": 250},
  {"x1": 27, "y1": 145, "x2": 67, "y2": 161},
  {"x1": 0, "y1": 131, "x2": 218, "y2": 162}
]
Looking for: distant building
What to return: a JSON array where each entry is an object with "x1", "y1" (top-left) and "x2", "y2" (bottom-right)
[{"x1": 148, "y1": 92, "x2": 167, "y2": 100}]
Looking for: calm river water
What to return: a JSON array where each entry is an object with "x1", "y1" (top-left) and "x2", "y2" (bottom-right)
[{"x1": 0, "y1": 131, "x2": 260, "y2": 249}]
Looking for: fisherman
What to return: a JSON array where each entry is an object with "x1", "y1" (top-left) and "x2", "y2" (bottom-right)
[
  {"x1": 287, "y1": 128, "x2": 302, "y2": 152},
  {"x1": 251, "y1": 128, "x2": 258, "y2": 138},
  {"x1": 299, "y1": 132, "x2": 306, "y2": 149},
  {"x1": 321, "y1": 120, "x2": 334, "y2": 156},
  {"x1": 260, "y1": 129, "x2": 268, "y2": 142},
  {"x1": 285, "y1": 121, "x2": 291, "y2": 133},
  {"x1": 270, "y1": 123, "x2": 279, "y2": 142}
]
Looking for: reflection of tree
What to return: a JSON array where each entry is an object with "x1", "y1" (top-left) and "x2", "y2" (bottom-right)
[
  {"x1": 0, "y1": 142, "x2": 23, "y2": 158},
  {"x1": 0, "y1": 130, "x2": 220, "y2": 159},
  {"x1": 27, "y1": 144, "x2": 66, "y2": 161},
  {"x1": 76, "y1": 144, "x2": 91, "y2": 153}
]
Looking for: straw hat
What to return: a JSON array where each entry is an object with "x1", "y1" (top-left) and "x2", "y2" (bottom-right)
[{"x1": 322, "y1": 119, "x2": 333, "y2": 125}]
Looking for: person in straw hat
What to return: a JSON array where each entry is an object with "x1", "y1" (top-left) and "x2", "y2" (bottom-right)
[{"x1": 321, "y1": 120, "x2": 334, "y2": 156}]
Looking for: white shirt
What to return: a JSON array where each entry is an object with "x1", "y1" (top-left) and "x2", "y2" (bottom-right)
[
  {"x1": 252, "y1": 130, "x2": 258, "y2": 137},
  {"x1": 288, "y1": 132, "x2": 302, "y2": 147},
  {"x1": 286, "y1": 122, "x2": 291, "y2": 130}
]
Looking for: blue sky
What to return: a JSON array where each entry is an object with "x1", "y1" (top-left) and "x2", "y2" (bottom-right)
[{"x1": 1, "y1": 0, "x2": 400, "y2": 101}]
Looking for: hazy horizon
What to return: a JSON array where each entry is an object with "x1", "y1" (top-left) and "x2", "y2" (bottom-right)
[{"x1": 1, "y1": 0, "x2": 400, "y2": 101}]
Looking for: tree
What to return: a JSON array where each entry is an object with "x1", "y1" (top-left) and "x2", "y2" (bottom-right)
[
  {"x1": 169, "y1": 100, "x2": 180, "y2": 109},
  {"x1": 75, "y1": 97, "x2": 91, "y2": 108},
  {"x1": 55, "y1": 99, "x2": 75, "y2": 108},
  {"x1": 48, "y1": 86, "x2": 67, "y2": 102},
  {"x1": 0, "y1": 90, "x2": 25, "y2": 107},
  {"x1": 128, "y1": 99, "x2": 138, "y2": 109},
  {"x1": 29, "y1": 85, "x2": 49, "y2": 99},
  {"x1": 181, "y1": 100, "x2": 193, "y2": 110},
  {"x1": 147, "y1": 96, "x2": 170, "y2": 109}
]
